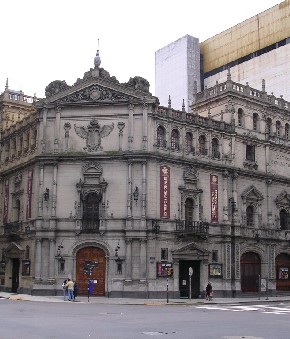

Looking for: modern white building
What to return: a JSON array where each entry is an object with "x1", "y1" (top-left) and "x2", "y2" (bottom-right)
[
  {"x1": 155, "y1": 1, "x2": 290, "y2": 110},
  {"x1": 155, "y1": 35, "x2": 201, "y2": 112}
]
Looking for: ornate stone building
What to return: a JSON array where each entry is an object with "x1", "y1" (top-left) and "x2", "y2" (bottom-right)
[{"x1": 0, "y1": 53, "x2": 290, "y2": 297}]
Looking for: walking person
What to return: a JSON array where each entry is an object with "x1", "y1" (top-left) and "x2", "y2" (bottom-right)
[
  {"x1": 62, "y1": 279, "x2": 68, "y2": 301},
  {"x1": 65, "y1": 278, "x2": 75, "y2": 301},
  {"x1": 73, "y1": 280, "x2": 79, "y2": 301},
  {"x1": 205, "y1": 282, "x2": 213, "y2": 301}
]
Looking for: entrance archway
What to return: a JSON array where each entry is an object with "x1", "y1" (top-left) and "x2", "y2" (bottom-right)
[
  {"x1": 241, "y1": 252, "x2": 261, "y2": 292},
  {"x1": 76, "y1": 246, "x2": 106, "y2": 296},
  {"x1": 276, "y1": 253, "x2": 290, "y2": 291}
]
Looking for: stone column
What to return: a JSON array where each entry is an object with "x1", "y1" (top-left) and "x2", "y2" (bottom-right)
[
  {"x1": 141, "y1": 162, "x2": 147, "y2": 225},
  {"x1": 222, "y1": 170, "x2": 229, "y2": 222},
  {"x1": 125, "y1": 238, "x2": 132, "y2": 281},
  {"x1": 35, "y1": 238, "x2": 42, "y2": 280},
  {"x1": 117, "y1": 122, "x2": 125, "y2": 151},
  {"x1": 266, "y1": 179, "x2": 273, "y2": 227},
  {"x1": 64, "y1": 122, "x2": 71, "y2": 153},
  {"x1": 41, "y1": 108, "x2": 47, "y2": 153},
  {"x1": 51, "y1": 164, "x2": 58, "y2": 217},
  {"x1": 38, "y1": 165, "x2": 44, "y2": 217},
  {"x1": 139, "y1": 239, "x2": 147, "y2": 281},
  {"x1": 128, "y1": 104, "x2": 134, "y2": 150},
  {"x1": 48, "y1": 239, "x2": 55, "y2": 281},
  {"x1": 142, "y1": 103, "x2": 148, "y2": 150},
  {"x1": 54, "y1": 107, "x2": 61, "y2": 154}
]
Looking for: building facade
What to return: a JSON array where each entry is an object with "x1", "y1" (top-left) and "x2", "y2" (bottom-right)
[
  {"x1": 1, "y1": 57, "x2": 290, "y2": 298},
  {"x1": 155, "y1": 0, "x2": 290, "y2": 110}
]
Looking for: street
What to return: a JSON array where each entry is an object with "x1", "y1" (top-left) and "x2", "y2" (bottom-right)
[{"x1": 0, "y1": 298, "x2": 290, "y2": 339}]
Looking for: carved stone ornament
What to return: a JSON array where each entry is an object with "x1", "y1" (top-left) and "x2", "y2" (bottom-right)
[
  {"x1": 60, "y1": 85, "x2": 129, "y2": 103},
  {"x1": 275, "y1": 191, "x2": 290, "y2": 209},
  {"x1": 45, "y1": 80, "x2": 70, "y2": 98},
  {"x1": 183, "y1": 166, "x2": 198, "y2": 184},
  {"x1": 74, "y1": 118, "x2": 114, "y2": 152}
]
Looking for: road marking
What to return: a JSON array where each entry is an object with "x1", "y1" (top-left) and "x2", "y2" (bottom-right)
[{"x1": 196, "y1": 304, "x2": 290, "y2": 315}]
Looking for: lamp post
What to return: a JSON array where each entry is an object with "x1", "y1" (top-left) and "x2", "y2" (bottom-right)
[{"x1": 231, "y1": 199, "x2": 236, "y2": 298}]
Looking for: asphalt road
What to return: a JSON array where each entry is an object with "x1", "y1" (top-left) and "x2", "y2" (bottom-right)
[{"x1": 0, "y1": 299, "x2": 290, "y2": 339}]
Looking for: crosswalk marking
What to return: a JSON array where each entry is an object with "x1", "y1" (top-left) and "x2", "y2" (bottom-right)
[{"x1": 195, "y1": 304, "x2": 290, "y2": 315}]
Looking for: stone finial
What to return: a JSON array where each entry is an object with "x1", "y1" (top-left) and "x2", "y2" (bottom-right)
[
  {"x1": 168, "y1": 95, "x2": 171, "y2": 108},
  {"x1": 5, "y1": 78, "x2": 8, "y2": 91},
  {"x1": 227, "y1": 67, "x2": 231, "y2": 81},
  {"x1": 208, "y1": 107, "x2": 211, "y2": 118},
  {"x1": 262, "y1": 79, "x2": 265, "y2": 92},
  {"x1": 182, "y1": 99, "x2": 185, "y2": 112},
  {"x1": 94, "y1": 50, "x2": 101, "y2": 68}
]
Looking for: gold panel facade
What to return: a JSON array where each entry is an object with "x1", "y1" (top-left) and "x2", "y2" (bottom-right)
[{"x1": 201, "y1": 0, "x2": 290, "y2": 72}]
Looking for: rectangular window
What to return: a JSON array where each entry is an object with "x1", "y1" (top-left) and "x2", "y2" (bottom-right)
[
  {"x1": 246, "y1": 145, "x2": 255, "y2": 161},
  {"x1": 161, "y1": 248, "x2": 168, "y2": 261},
  {"x1": 212, "y1": 250, "x2": 218, "y2": 262}
]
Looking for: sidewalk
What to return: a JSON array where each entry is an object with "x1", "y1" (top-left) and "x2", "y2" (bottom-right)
[{"x1": 1, "y1": 291, "x2": 290, "y2": 305}]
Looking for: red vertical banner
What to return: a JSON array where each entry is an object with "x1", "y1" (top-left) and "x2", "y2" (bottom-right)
[
  {"x1": 210, "y1": 174, "x2": 218, "y2": 223},
  {"x1": 26, "y1": 169, "x2": 33, "y2": 219},
  {"x1": 3, "y1": 178, "x2": 9, "y2": 224},
  {"x1": 160, "y1": 165, "x2": 170, "y2": 219}
]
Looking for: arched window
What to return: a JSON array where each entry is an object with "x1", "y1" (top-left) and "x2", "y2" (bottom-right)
[
  {"x1": 15, "y1": 199, "x2": 21, "y2": 222},
  {"x1": 246, "y1": 205, "x2": 254, "y2": 227},
  {"x1": 280, "y1": 209, "x2": 290, "y2": 230},
  {"x1": 238, "y1": 108, "x2": 244, "y2": 127},
  {"x1": 276, "y1": 121, "x2": 281, "y2": 137},
  {"x1": 212, "y1": 138, "x2": 219, "y2": 158},
  {"x1": 198, "y1": 135, "x2": 206, "y2": 155},
  {"x1": 171, "y1": 129, "x2": 180, "y2": 150},
  {"x1": 266, "y1": 118, "x2": 272, "y2": 134},
  {"x1": 185, "y1": 198, "x2": 194, "y2": 227},
  {"x1": 253, "y1": 113, "x2": 258, "y2": 131},
  {"x1": 82, "y1": 192, "x2": 101, "y2": 232},
  {"x1": 285, "y1": 124, "x2": 289, "y2": 140},
  {"x1": 157, "y1": 126, "x2": 166, "y2": 148},
  {"x1": 185, "y1": 132, "x2": 193, "y2": 153},
  {"x1": 31, "y1": 129, "x2": 37, "y2": 149},
  {"x1": 25, "y1": 245, "x2": 30, "y2": 260},
  {"x1": 19, "y1": 135, "x2": 23, "y2": 156}
]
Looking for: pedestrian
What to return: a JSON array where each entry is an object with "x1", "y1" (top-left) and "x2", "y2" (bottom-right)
[
  {"x1": 62, "y1": 279, "x2": 68, "y2": 301},
  {"x1": 73, "y1": 280, "x2": 79, "y2": 301},
  {"x1": 65, "y1": 278, "x2": 75, "y2": 301},
  {"x1": 205, "y1": 282, "x2": 213, "y2": 301}
]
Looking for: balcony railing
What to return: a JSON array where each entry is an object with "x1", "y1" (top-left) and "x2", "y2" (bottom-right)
[
  {"x1": 176, "y1": 220, "x2": 209, "y2": 238},
  {"x1": 80, "y1": 220, "x2": 100, "y2": 233},
  {"x1": 4, "y1": 222, "x2": 22, "y2": 235}
]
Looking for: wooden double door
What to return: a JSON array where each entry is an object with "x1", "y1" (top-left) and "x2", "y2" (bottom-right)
[
  {"x1": 76, "y1": 247, "x2": 106, "y2": 296},
  {"x1": 241, "y1": 252, "x2": 261, "y2": 292}
]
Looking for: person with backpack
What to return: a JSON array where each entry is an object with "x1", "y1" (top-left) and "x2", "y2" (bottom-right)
[{"x1": 62, "y1": 279, "x2": 68, "y2": 301}]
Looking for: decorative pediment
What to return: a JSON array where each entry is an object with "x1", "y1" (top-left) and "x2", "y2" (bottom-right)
[
  {"x1": 275, "y1": 191, "x2": 290, "y2": 207},
  {"x1": 241, "y1": 185, "x2": 264, "y2": 201},
  {"x1": 5, "y1": 242, "x2": 25, "y2": 258},
  {"x1": 172, "y1": 241, "x2": 210, "y2": 260},
  {"x1": 183, "y1": 166, "x2": 198, "y2": 184},
  {"x1": 76, "y1": 162, "x2": 107, "y2": 201}
]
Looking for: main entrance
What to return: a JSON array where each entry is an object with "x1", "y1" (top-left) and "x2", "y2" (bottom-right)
[
  {"x1": 76, "y1": 246, "x2": 106, "y2": 296},
  {"x1": 179, "y1": 260, "x2": 200, "y2": 298},
  {"x1": 12, "y1": 258, "x2": 20, "y2": 293},
  {"x1": 241, "y1": 252, "x2": 261, "y2": 292}
]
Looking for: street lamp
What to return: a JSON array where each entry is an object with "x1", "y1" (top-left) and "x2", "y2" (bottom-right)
[{"x1": 230, "y1": 198, "x2": 236, "y2": 298}]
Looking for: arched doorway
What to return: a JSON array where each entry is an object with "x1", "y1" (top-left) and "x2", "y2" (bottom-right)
[
  {"x1": 76, "y1": 246, "x2": 106, "y2": 296},
  {"x1": 241, "y1": 252, "x2": 261, "y2": 292},
  {"x1": 276, "y1": 253, "x2": 290, "y2": 291}
]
